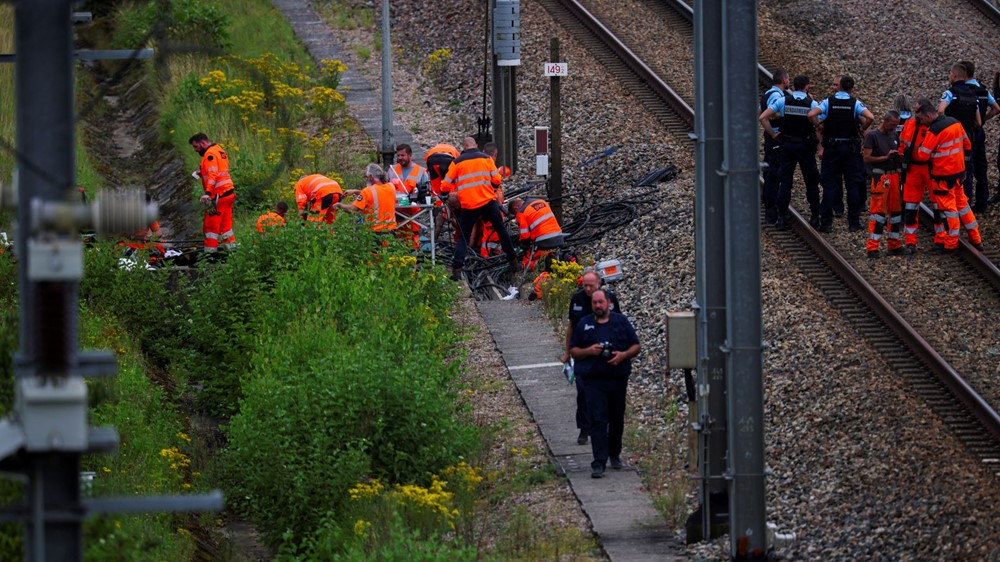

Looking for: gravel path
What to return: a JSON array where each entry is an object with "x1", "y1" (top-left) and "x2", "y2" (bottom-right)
[{"x1": 316, "y1": 0, "x2": 1000, "y2": 558}]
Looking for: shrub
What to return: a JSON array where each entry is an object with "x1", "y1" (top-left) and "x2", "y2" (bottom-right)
[
  {"x1": 539, "y1": 259, "x2": 583, "y2": 323},
  {"x1": 222, "y1": 222, "x2": 479, "y2": 547},
  {"x1": 112, "y1": 0, "x2": 231, "y2": 51}
]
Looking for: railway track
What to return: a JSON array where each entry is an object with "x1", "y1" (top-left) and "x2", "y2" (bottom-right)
[
  {"x1": 544, "y1": 0, "x2": 1000, "y2": 470},
  {"x1": 966, "y1": 0, "x2": 1000, "y2": 26}
]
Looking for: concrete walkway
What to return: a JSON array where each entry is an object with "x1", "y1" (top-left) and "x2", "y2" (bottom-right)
[
  {"x1": 271, "y1": 0, "x2": 422, "y2": 162},
  {"x1": 477, "y1": 300, "x2": 682, "y2": 561}
]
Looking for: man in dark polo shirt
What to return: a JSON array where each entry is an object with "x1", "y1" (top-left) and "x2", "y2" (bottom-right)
[
  {"x1": 569, "y1": 290, "x2": 641, "y2": 479},
  {"x1": 562, "y1": 271, "x2": 621, "y2": 445}
]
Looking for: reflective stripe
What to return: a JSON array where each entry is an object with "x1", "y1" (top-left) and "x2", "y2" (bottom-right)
[
  {"x1": 534, "y1": 231, "x2": 563, "y2": 242},
  {"x1": 204, "y1": 246, "x2": 217, "y2": 253},
  {"x1": 528, "y1": 212, "x2": 555, "y2": 230},
  {"x1": 932, "y1": 147, "x2": 963, "y2": 158},
  {"x1": 224, "y1": 243, "x2": 237, "y2": 249},
  {"x1": 871, "y1": 168, "x2": 898, "y2": 175},
  {"x1": 938, "y1": 137, "x2": 964, "y2": 149},
  {"x1": 207, "y1": 180, "x2": 217, "y2": 186},
  {"x1": 889, "y1": 216, "x2": 901, "y2": 224},
  {"x1": 869, "y1": 214, "x2": 886, "y2": 223},
  {"x1": 958, "y1": 205, "x2": 971, "y2": 215},
  {"x1": 455, "y1": 170, "x2": 493, "y2": 183},
  {"x1": 204, "y1": 232, "x2": 219, "y2": 239},
  {"x1": 215, "y1": 178, "x2": 233, "y2": 189},
  {"x1": 944, "y1": 211, "x2": 959, "y2": 218},
  {"x1": 869, "y1": 233, "x2": 882, "y2": 240},
  {"x1": 483, "y1": 242, "x2": 501, "y2": 249},
  {"x1": 455, "y1": 179, "x2": 493, "y2": 191},
  {"x1": 904, "y1": 226, "x2": 918, "y2": 234},
  {"x1": 887, "y1": 232, "x2": 901, "y2": 239},
  {"x1": 371, "y1": 186, "x2": 380, "y2": 219},
  {"x1": 918, "y1": 146, "x2": 932, "y2": 154},
  {"x1": 783, "y1": 105, "x2": 810, "y2": 116},
  {"x1": 206, "y1": 166, "x2": 218, "y2": 172},
  {"x1": 934, "y1": 225, "x2": 945, "y2": 233},
  {"x1": 221, "y1": 230, "x2": 235, "y2": 238},
  {"x1": 904, "y1": 202, "x2": 919, "y2": 210},
  {"x1": 948, "y1": 228, "x2": 960, "y2": 235},
  {"x1": 966, "y1": 220, "x2": 979, "y2": 230},
  {"x1": 519, "y1": 228, "x2": 529, "y2": 234}
]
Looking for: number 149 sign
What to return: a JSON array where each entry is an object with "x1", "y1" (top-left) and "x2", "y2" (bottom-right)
[{"x1": 543, "y1": 62, "x2": 568, "y2": 77}]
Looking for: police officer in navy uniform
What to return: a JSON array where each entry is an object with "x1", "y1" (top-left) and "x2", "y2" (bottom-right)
[
  {"x1": 760, "y1": 69, "x2": 790, "y2": 224},
  {"x1": 808, "y1": 75, "x2": 875, "y2": 233},
  {"x1": 562, "y1": 271, "x2": 621, "y2": 446},
  {"x1": 759, "y1": 75, "x2": 821, "y2": 229},
  {"x1": 569, "y1": 289, "x2": 640, "y2": 479},
  {"x1": 937, "y1": 62, "x2": 982, "y2": 209},
  {"x1": 957, "y1": 61, "x2": 999, "y2": 212}
]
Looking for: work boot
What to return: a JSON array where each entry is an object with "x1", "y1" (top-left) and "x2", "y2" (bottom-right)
[
  {"x1": 818, "y1": 223, "x2": 833, "y2": 233},
  {"x1": 867, "y1": 250, "x2": 881, "y2": 260},
  {"x1": 610, "y1": 457, "x2": 624, "y2": 470},
  {"x1": 577, "y1": 431, "x2": 589, "y2": 445},
  {"x1": 450, "y1": 267, "x2": 463, "y2": 281},
  {"x1": 764, "y1": 207, "x2": 778, "y2": 225},
  {"x1": 887, "y1": 247, "x2": 903, "y2": 256},
  {"x1": 931, "y1": 244, "x2": 946, "y2": 254},
  {"x1": 591, "y1": 464, "x2": 605, "y2": 479},
  {"x1": 902, "y1": 245, "x2": 917, "y2": 255},
  {"x1": 848, "y1": 222, "x2": 863, "y2": 232},
  {"x1": 809, "y1": 215, "x2": 821, "y2": 229},
  {"x1": 973, "y1": 242, "x2": 984, "y2": 252},
  {"x1": 972, "y1": 202, "x2": 986, "y2": 214}
]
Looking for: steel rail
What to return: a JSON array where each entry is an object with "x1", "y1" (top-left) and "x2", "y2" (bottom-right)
[
  {"x1": 966, "y1": 0, "x2": 1000, "y2": 25},
  {"x1": 558, "y1": 0, "x2": 694, "y2": 129},
  {"x1": 918, "y1": 203, "x2": 1000, "y2": 293},
  {"x1": 558, "y1": 0, "x2": 1000, "y2": 452}
]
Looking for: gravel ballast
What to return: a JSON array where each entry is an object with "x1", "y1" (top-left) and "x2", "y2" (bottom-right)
[{"x1": 316, "y1": 0, "x2": 1000, "y2": 558}]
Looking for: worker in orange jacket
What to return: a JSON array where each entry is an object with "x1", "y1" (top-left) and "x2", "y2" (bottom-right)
[
  {"x1": 295, "y1": 174, "x2": 343, "y2": 225},
  {"x1": 508, "y1": 197, "x2": 565, "y2": 270},
  {"x1": 915, "y1": 104, "x2": 983, "y2": 252},
  {"x1": 441, "y1": 137, "x2": 518, "y2": 279},
  {"x1": 425, "y1": 143, "x2": 460, "y2": 202},
  {"x1": 898, "y1": 99, "x2": 936, "y2": 253},
  {"x1": 478, "y1": 219, "x2": 503, "y2": 257},
  {"x1": 862, "y1": 111, "x2": 903, "y2": 258},
  {"x1": 256, "y1": 201, "x2": 288, "y2": 233},
  {"x1": 338, "y1": 163, "x2": 397, "y2": 232},
  {"x1": 190, "y1": 132, "x2": 236, "y2": 253},
  {"x1": 390, "y1": 143, "x2": 430, "y2": 247}
]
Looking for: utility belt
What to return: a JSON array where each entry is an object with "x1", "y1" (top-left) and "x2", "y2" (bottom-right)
[
  {"x1": 870, "y1": 167, "x2": 900, "y2": 176},
  {"x1": 781, "y1": 134, "x2": 815, "y2": 144},
  {"x1": 823, "y1": 138, "x2": 859, "y2": 147},
  {"x1": 216, "y1": 189, "x2": 235, "y2": 199}
]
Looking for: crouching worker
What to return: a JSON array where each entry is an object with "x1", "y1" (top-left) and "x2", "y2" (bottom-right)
[
  {"x1": 507, "y1": 197, "x2": 564, "y2": 270},
  {"x1": 256, "y1": 201, "x2": 288, "y2": 234},
  {"x1": 569, "y1": 290, "x2": 640, "y2": 479}
]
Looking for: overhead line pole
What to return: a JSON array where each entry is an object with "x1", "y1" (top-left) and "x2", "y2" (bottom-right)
[
  {"x1": 721, "y1": 0, "x2": 767, "y2": 558},
  {"x1": 692, "y1": 0, "x2": 729, "y2": 542},
  {"x1": 380, "y1": 0, "x2": 394, "y2": 168}
]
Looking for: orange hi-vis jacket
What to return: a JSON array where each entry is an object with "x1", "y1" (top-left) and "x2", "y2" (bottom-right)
[
  {"x1": 390, "y1": 163, "x2": 427, "y2": 195},
  {"x1": 441, "y1": 149, "x2": 501, "y2": 210},
  {"x1": 256, "y1": 211, "x2": 285, "y2": 233},
  {"x1": 917, "y1": 116, "x2": 971, "y2": 182},
  {"x1": 199, "y1": 144, "x2": 235, "y2": 198},
  {"x1": 515, "y1": 198, "x2": 563, "y2": 243},
  {"x1": 352, "y1": 182, "x2": 397, "y2": 231},
  {"x1": 425, "y1": 144, "x2": 460, "y2": 197},
  {"x1": 295, "y1": 174, "x2": 343, "y2": 223},
  {"x1": 897, "y1": 118, "x2": 929, "y2": 164}
]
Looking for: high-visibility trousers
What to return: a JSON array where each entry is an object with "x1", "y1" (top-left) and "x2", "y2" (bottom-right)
[
  {"x1": 902, "y1": 164, "x2": 932, "y2": 247},
  {"x1": 952, "y1": 180, "x2": 982, "y2": 246},
  {"x1": 867, "y1": 173, "x2": 902, "y2": 252},
  {"x1": 930, "y1": 180, "x2": 960, "y2": 251},
  {"x1": 204, "y1": 193, "x2": 236, "y2": 252}
]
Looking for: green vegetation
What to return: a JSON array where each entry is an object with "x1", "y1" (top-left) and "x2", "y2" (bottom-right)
[{"x1": 0, "y1": 6, "x2": 12, "y2": 183}]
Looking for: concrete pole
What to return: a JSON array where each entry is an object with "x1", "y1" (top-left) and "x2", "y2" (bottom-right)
[
  {"x1": 16, "y1": 1, "x2": 83, "y2": 559},
  {"x1": 380, "y1": 0, "x2": 394, "y2": 167},
  {"x1": 721, "y1": 0, "x2": 767, "y2": 557},
  {"x1": 692, "y1": 0, "x2": 728, "y2": 539},
  {"x1": 549, "y1": 38, "x2": 562, "y2": 223}
]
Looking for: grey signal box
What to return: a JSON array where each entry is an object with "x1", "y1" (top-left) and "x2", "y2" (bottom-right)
[{"x1": 666, "y1": 311, "x2": 697, "y2": 369}]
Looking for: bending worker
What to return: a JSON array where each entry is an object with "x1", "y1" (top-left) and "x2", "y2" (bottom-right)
[
  {"x1": 338, "y1": 163, "x2": 397, "y2": 233},
  {"x1": 295, "y1": 173, "x2": 343, "y2": 225},
  {"x1": 507, "y1": 197, "x2": 564, "y2": 270},
  {"x1": 190, "y1": 132, "x2": 237, "y2": 253},
  {"x1": 441, "y1": 137, "x2": 518, "y2": 280}
]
